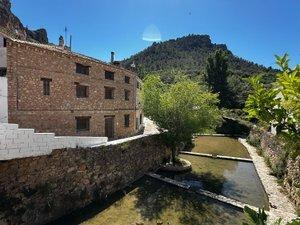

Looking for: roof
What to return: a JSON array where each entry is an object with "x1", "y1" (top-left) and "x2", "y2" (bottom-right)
[{"x1": 0, "y1": 31, "x2": 137, "y2": 75}]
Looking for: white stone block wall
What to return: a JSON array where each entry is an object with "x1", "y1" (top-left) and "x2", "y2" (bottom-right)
[
  {"x1": 0, "y1": 76, "x2": 8, "y2": 123},
  {"x1": 0, "y1": 123, "x2": 108, "y2": 160}
]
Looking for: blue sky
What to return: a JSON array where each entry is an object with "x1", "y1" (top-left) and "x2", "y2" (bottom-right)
[{"x1": 12, "y1": 0, "x2": 300, "y2": 68}]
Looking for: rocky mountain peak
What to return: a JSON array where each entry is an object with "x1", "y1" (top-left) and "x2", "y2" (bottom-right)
[{"x1": 0, "y1": 0, "x2": 48, "y2": 43}]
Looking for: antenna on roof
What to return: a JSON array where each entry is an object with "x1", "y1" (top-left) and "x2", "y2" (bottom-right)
[
  {"x1": 69, "y1": 35, "x2": 72, "y2": 51},
  {"x1": 64, "y1": 27, "x2": 68, "y2": 46}
]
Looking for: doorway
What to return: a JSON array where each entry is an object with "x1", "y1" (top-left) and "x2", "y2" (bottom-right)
[{"x1": 105, "y1": 116, "x2": 114, "y2": 139}]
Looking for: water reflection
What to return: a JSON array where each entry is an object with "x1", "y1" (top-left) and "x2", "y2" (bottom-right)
[
  {"x1": 192, "y1": 136, "x2": 250, "y2": 158},
  {"x1": 160, "y1": 154, "x2": 269, "y2": 209},
  {"x1": 48, "y1": 177, "x2": 247, "y2": 225}
]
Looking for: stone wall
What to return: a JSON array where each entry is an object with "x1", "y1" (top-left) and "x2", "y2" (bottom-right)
[
  {"x1": 248, "y1": 126, "x2": 284, "y2": 169},
  {"x1": 248, "y1": 126, "x2": 300, "y2": 209},
  {"x1": 284, "y1": 157, "x2": 300, "y2": 208},
  {"x1": 6, "y1": 38, "x2": 141, "y2": 138},
  {"x1": 0, "y1": 134, "x2": 168, "y2": 225}
]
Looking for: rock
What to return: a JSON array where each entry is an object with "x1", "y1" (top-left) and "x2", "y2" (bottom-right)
[{"x1": 0, "y1": 0, "x2": 48, "y2": 43}]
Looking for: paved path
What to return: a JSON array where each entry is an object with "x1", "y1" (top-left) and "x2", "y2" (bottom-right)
[
  {"x1": 239, "y1": 139, "x2": 297, "y2": 224},
  {"x1": 143, "y1": 117, "x2": 159, "y2": 135}
]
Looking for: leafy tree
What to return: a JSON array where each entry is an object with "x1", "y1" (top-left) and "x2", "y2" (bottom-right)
[
  {"x1": 142, "y1": 74, "x2": 221, "y2": 163},
  {"x1": 244, "y1": 54, "x2": 299, "y2": 136},
  {"x1": 204, "y1": 49, "x2": 230, "y2": 107},
  {"x1": 275, "y1": 54, "x2": 300, "y2": 130}
]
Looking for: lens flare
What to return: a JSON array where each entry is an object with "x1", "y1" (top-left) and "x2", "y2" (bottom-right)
[{"x1": 142, "y1": 24, "x2": 162, "y2": 42}]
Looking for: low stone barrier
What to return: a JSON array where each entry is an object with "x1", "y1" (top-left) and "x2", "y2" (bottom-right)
[
  {"x1": 0, "y1": 133, "x2": 168, "y2": 225},
  {"x1": 180, "y1": 151, "x2": 253, "y2": 162}
]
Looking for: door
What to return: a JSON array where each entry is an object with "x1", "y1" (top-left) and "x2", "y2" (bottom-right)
[{"x1": 105, "y1": 116, "x2": 114, "y2": 139}]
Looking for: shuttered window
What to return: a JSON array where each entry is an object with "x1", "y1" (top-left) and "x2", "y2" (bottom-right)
[
  {"x1": 41, "y1": 78, "x2": 52, "y2": 95},
  {"x1": 105, "y1": 87, "x2": 114, "y2": 99},
  {"x1": 105, "y1": 71, "x2": 114, "y2": 80},
  {"x1": 76, "y1": 84, "x2": 89, "y2": 98},
  {"x1": 76, "y1": 63, "x2": 90, "y2": 75},
  {"x1": 76, "y1": 117, "x2": 90, "y2": 131}
]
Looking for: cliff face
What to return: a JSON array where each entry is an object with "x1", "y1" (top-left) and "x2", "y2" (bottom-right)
[{"x1": 0, "y1": 0, "x2": 48, "y2": 43}]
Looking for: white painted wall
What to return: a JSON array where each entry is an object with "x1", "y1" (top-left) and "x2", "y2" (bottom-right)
[
  {"x1": 0, "y1": 77, "x2": 8, "y2": 123},
  {"x1": 0, "y1": 36, "x2": 4, "y2": 47},
  {"x1": 0, "y1": 123, "x2": 108, "y2": 160},
  {"x1": 0, "y1": 47, "x2": 7, "y2": 68}
]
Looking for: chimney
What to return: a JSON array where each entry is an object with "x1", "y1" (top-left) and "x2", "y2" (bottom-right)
[
  {"x1": 58, "y1": 35, "x2": 64, "y2": 47},
  {"x1": 111, "y1": 51, "x2": 115, "y2": 63}
]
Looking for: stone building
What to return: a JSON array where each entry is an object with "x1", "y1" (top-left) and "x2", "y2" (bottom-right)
[{"x1": 0, "y1": 31, "x2": 143, "y2": 139}]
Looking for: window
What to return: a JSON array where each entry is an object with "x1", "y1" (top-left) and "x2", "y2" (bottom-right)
[
  {"x1": 124, "y1": 114, "x2": 130, "y2": 127},
  {"x1": 3, "y1": 38, "x2": 6, "y2": 47},
  {"x1": 105, "y1": 70, "x2": 114, "y2": 80},
  {"x1": 105, "y1": 87, "x2": 114, "y2": 99},
  {"x1": 76, "y1": 84, "x2": 89, "y2": 98},
  {"x1": 124, "y1": 90, "x2": 130, "y2": 101},
  {"x1": 41, "y1": 78, "x2": 52, "y2": 95},
  {"x1": 125, "y1": 76, "x2": 130, "y2": 84},
  {"x1": 0, "y1": 68, "x2": 6, "y2": 77},
  {"x1": 76, "y1": 117, "x2": 90, "y2": 131},
  {"x1": 76, "y1": 63, "x2": 89, "y2": 75}
]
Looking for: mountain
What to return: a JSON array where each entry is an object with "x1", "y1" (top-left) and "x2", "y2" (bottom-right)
[
  {"x1": 0, "y1": 0, "x2": 48, "y2": 43},
  {"x1": 122, "y1": 34, "x2": 276, "y2": 108}
]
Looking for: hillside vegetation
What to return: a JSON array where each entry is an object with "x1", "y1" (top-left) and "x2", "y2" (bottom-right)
[{"x1": 122, "y1": 35, "x2": 276, "y2": 108}]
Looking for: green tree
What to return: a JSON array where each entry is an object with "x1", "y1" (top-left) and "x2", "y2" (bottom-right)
[
  {"x1": 244, "y1": 54, "x2": 299, "y2": 136},
  {"x1": 204, "y1": 49, "x2": 230, "y2": 107},
  {"x1": 142, "y1": 74, "x2": 221, "y2": 163}
]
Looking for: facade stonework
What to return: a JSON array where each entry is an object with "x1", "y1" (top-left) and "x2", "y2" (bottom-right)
[
  {"x1": 4, "y1": 36, "x2": 142, "y2": 138},
  {"x1": 0, "y1": 134, "x2": 168, "y2": 225}
]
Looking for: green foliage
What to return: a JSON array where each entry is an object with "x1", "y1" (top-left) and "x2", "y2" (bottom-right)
[
  {"x1": 276, "y1": 54, "x2": 300, "y2": 126},
  {"x1": 122, "y1": 35, "x2": 276, "y2": 109},
  {"x1": 244, "y1": 75, "x2": 279, "y2": 124},
  {"x1": 142, "y1": 74, "x2": 221, "y2": 162},
  {"x1": 204, "y1": 49, "x2": 230, "y2": 107},
  {"x1": 243, "y1": 206, "x2": 300, "y2": 225},
  {"x1": 243, "y1": 206, "x2": 268, "y2": 225},
  {"x1": 244, "y1": 54, "x2": 300, "y2": 136}
]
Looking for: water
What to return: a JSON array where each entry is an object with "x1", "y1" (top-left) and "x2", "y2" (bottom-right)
[
  {"x1": 192, "y1": 136, "x2": 250, "y2": 158},
  {"x1": 49, "y1": 177, "x2": 247, "y2": 225},
  {"x1": 160, "y1": 155, "x2": 269, "y2": 209},
  {"x1": 48, "y1": 136, "x2": 267, "y2": 224}
]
